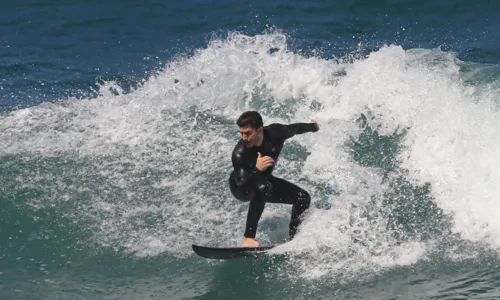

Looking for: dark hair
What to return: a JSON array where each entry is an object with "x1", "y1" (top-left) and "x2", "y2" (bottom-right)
[{"x1": 236, "y1": 111, "x2": 263, "y2": 129}]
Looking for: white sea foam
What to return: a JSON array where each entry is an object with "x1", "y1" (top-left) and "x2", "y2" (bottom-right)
[{"x1": 2, "y1": 30, "x2": 500, "y2": 280}]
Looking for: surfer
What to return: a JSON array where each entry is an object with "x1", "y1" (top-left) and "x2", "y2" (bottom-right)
[{"x1": 228, "y1": 111, "x2": 319, "y2": 247}]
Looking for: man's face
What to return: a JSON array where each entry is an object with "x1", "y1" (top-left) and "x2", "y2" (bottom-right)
[{"x1": 239, "y1": 126, "x2": 262, "y2": 147}]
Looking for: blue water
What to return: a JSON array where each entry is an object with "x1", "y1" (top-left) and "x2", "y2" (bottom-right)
[{"x1": 2, "y1": 0, "x2": 500, "y2": 299}]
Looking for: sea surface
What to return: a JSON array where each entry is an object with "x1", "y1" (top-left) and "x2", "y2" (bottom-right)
[{"x1": 2, "y1": 0, "x2": 500, "y2": 299}]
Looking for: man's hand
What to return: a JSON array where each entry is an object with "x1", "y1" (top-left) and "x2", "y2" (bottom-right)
[
  {"x1": 311, "y1": 120, "x2": 319, "y2": 132},
  {"x1": 256, "y1": 152, "x2": 274, "y2": 171}
]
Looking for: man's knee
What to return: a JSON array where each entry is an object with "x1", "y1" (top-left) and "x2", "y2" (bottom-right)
[
  {"x1": 298, "y1": 190, "x2": 311, "y2": 207},
  {"x1": 256, "y1": 180, "x2": 273, "y2": 195},
  {"x1": 228, "y1": 173, "x2": 253, "y2": 202}
]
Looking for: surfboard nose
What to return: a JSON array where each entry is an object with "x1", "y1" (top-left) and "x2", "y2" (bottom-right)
[{"x1": 192, "y1": 244, "x2": 276, "y2": 260}]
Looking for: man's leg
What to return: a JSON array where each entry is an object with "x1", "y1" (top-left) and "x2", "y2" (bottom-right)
[
  {"x1": 243, "y1": 177, "x2": 311, "y2": 239},
  {"x1": 229, "y1": 171, "x2": 265, "y2": 246},
  {"x1": 266, "y1": 177, "x2": 311, "y2": 238},
  {"x1": 228, "y1": 171, "x2": 254, "y2": 202},
  {"x1": 244, "y1": 181, "x2": 273, "y2": 239}
]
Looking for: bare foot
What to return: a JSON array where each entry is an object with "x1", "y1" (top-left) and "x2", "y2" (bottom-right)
[{"x1": 242, "y1": 237, "x2": 261, "y2": 247}]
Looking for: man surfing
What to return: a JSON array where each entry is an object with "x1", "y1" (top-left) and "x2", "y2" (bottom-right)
[{"x1": 228, "y1": 111, "x2": 319, "y2": 247}]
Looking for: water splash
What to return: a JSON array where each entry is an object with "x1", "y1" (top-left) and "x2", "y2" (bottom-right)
[{"x1": 2, "y1": 30, "x2": 500, "y2": 281}]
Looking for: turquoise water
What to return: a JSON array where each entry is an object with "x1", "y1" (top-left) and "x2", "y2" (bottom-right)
[{"x1": 2, "y1": 1, "x2": 500, "y2": 299}]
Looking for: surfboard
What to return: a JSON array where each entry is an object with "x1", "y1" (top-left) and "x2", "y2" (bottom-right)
[{"x1": 192, "y1": 244, "x2": 277, "y2": 260}]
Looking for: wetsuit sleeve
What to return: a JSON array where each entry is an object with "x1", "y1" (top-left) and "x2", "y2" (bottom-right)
[
  {"x1": 269, "y1": 123, "x2": 319, "y2": 140},
  {"x1": 232, "y1": 152, "x2": 262, "y2": 188}
]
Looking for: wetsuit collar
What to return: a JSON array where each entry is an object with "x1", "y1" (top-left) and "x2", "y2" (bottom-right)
[{"x1": 255, "y1": 127, "x2": 265, "y2": 147}]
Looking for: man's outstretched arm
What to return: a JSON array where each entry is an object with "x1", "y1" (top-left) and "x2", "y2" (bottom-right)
[{"x1": 269, "y1": 120, "x2": 319, "y2": 140}]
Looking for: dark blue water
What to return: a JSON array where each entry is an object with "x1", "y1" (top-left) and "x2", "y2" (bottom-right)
[
  {"x1": 2, "y1": 0, "x2": 500, "y2": 299},
  {"x1": 2, "y1": 0, "x2": 499, "y2": 107}
]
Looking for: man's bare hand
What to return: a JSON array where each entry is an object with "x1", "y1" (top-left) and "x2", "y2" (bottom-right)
[
  {"x1": 311, "y1": 120, "x2": 319, "y2": 132},
  {"x1": 256, "y1": 152, "x2": 274, "y2": 171}
]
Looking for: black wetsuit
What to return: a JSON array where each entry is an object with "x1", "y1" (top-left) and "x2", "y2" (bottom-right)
[{"x1": 229, "y1": 123, "x2": 318, "y2": 239}]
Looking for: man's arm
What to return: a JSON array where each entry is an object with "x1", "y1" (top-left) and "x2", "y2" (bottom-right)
[{"x1": 269, "y1": 121, "x2": 319, "y2": 140}]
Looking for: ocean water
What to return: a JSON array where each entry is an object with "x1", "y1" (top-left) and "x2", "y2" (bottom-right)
[{"x1": 2, "y1": 0, "x2": 500, "y2": 299}]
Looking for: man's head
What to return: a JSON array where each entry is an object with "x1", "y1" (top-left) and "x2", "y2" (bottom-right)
[{"x1": 237, "y1": 111, "x2": 264, "y2": 147}]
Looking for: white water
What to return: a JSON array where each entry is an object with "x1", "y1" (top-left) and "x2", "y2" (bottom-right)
[{"x1": 1, "y1": 30, "x2": 500, "y2": 280}]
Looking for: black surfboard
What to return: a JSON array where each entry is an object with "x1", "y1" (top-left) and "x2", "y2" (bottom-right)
[{"x1": 192, "y1": 244, "x2": 277, "y2": 259}]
